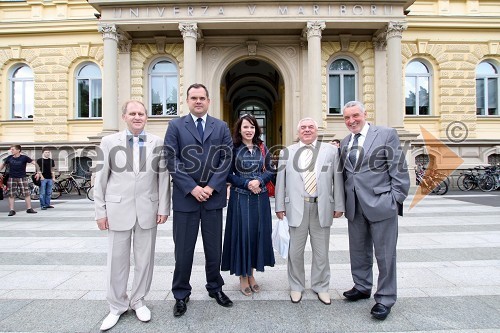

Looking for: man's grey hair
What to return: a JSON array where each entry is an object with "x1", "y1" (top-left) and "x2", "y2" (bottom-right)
[
  {"x1": 297, "y1": 117, "x2": 318, "y2": 131},
  {"x1": 121, "y1": 100, "x2": 148, "y2": 115},
  {"x1": 342, "y1": 101, "x2": 366, "y2": 114}
]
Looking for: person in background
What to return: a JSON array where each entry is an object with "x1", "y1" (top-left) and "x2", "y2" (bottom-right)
[
  {"x1": 330, "y1": 139, "x2": 340, "y2": 148},
  {"x1": 36, "y1": 148, "x2": 56, "y2": 210},
  {"x1": 0, "y1": 145, "x2": 39, "y2": 216},
  {"x1": 222, "y1": 114, "x2": 275, "y2": 296}
]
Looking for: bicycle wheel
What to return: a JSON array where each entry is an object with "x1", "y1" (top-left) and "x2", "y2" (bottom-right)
[
  {"x1": 30, "y1": 185, "x2": 40, "y2": 200},
  {"x1": 432, "y1": 180, "x2": 448, "y2": 195},
  {"x1": 457, "y1": 174, "x2": 475, "y2": 191},
  {"x1": 59, "y1": 179, "x2": 73, "y2": 194},
  {"x1": 478, "y1": 175, "x2": 496, "y2": 192},
  {"x1": 51, "y1": 183, "x2": 62, "y2": 199},
  {"x1": 86, "y1": 185, "x2": 94, "y2": 201}
]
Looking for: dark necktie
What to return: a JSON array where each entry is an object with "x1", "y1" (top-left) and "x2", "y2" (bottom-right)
[
  {"x1": 348, "y1": 133, "x2": 361, "y2": 166},
  {"x1": 196, "y1": 118, "x2": 204, "y2": 141}
]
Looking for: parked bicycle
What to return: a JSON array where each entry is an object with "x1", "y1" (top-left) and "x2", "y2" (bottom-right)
[
  {"x1": 415, "y1": 164, "x2": 449, "y2": 195},
  {"x1": 477, "y1": 165, "x2": 500, "y2": 192},
  {"x1": 457, "y1": 165, "x2": 499, "y2": 192},
  {"x1": 56, "y1": 172, "x2": 91, "y2": 196}
]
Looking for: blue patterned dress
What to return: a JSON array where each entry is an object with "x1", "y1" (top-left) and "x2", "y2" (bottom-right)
[{"x1": 221, "y1": 143, "x2": 276, "y2": 276}]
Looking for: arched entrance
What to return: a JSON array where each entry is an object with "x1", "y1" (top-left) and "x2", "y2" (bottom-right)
[{"x1": 221, "y1": 59, "x2": 284, "y2": 148}]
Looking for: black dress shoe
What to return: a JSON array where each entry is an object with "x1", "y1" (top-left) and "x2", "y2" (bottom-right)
[
  {"x1": 173, "y1": 297, "x2": 189, "y2": 317},
  {"x1": 343, "y1": 287, "x2": 370, "y2": 301},
  {"x1": 371, "y1": 303, "x2": 391, "y2": 320},
  {"x1": 208, "y1": 291, "x2": 233, "y2": 307}
]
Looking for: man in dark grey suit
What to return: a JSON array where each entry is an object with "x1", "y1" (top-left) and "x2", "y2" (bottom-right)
[
  {"x1": 340, "y1": 101, "x2": 410, "y2": 320},
  {"x1": 164, "y1": 83, "x2": 233, "y2": 317}
]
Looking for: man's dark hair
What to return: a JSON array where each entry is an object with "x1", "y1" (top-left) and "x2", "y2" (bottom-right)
[
  {"x1": 186, "y1": 83, "x2": 209, "y2": 99},
  {"x1": 10, "y1": 144, "x2": 22, "y2": 151}
]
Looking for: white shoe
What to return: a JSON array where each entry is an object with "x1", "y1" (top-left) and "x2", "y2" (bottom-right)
[
  {"x1": 134, "y1": 305, "x2": 151, "y2": 322},
  {"x1": 317, "y1": 292, "x2": 331, "y2": 305},
  {"x1": 100, "y1": 313, "x2": 121, "y2": 331},
  {"x1": 290, "y1": 291, "x2": 302, "y2": 303}
]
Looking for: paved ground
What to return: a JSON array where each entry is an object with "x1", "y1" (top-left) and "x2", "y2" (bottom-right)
[{"x1": 0, "y1": 189, "x2": 499, "y2": 332}]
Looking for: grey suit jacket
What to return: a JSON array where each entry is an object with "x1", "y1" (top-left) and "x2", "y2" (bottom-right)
[
  {"x1": 340, "y1": 125, "x2": 410, "y2": 222},
  {"x1": 275, "y1": 141, "x2": 345, "y2": 228},
  {"x1": 94, "y1": 130, "x2": 171, "y2": 231}
]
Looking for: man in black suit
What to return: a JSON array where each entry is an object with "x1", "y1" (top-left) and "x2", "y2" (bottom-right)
[{"x1": 164, "y1": 83, "x2": 233, "y2": 317}]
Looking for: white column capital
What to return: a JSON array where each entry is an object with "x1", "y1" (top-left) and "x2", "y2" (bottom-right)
[
  {"x1": 386, "y1": 21, "x2": 407, "y2": 40},
  {"x1": 118, "y1": 39, "x2": 131, "y2": 53},
  {"x1": 98, "y1": 23, "x2": 118, "y2": 42},
  {"x1": 372, "y1": 33, "x2": 387, "y2": 51},
  {"x1": 179, "y1": 22, "x2": 198, "y2": 40},
  {"x1": 305, "y1": 21, "x2": 326, "y2": 39}
]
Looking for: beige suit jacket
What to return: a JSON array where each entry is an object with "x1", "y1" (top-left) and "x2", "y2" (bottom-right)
[
  {"x1": 94, "y1": 130, "x2": 170, "y2": 231},
  {"x1": 275, "y1": 141, "x2": 345, "y2": 228}
]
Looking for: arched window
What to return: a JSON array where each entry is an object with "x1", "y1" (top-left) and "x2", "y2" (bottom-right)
[
  {"x1": 149, "y1": 60, "x2": 178, "y2": 116},
  {"x1": 10, "y1": 64, "x2": 34, "y2": 119},
  {"x1": 328, "y1": 58, "x2": 357, "y2": 114},
  {"x1": 487, "y1": 154, "x2": 500, "y2": 166},
  {"x1": 476, "y1": 61, "x2": 499, "y2": 116},
  {"x1": 76, "y1": 63, "x2": 102, "y2": 118},
  {"x1": 405, "y1": 60, "x2": 431, "y2": 115}
]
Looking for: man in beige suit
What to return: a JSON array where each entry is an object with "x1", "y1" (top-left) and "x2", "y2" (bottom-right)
[
  {"x1": 275, "y1": 118, "x2": 345, "y2": 305},
  {"x1": 94, "y1": 100, "x2": 170, "y2": 331}
]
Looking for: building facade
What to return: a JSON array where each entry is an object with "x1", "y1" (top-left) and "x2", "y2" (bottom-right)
[{"x1": 1, "y1": 0, "x2": 499, "y2": 179}]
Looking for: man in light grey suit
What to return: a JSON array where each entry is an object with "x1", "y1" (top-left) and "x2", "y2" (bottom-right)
[
  {"x1": 340, "y1": 101, "x2": 410, "y2": 320},
  {"x1": 94, "y1": 100, "x2": 170, "y2": 331},
  {"x1": 275, "y1": 118, "x2": 345, "y2": 305}
]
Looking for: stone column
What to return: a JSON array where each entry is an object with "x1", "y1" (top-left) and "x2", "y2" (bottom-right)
[
  {"x1": 98, "y1": 23, "x2": 119, "y2": 134},
  {"x1": 118, "y1": 39, "x2": 132, "y2": 115},
  {"x1": 305, "y1": 21, "x2": 325, "y2": 129},
  {"x1": 386, "y1": 21, "x2": 407, "y2": 130},
  {"x1": 179, "y1": 22, "x2": 198, "y2": 101},
  {"x1": 373, "y1": 34, "x2": 388, "y2": 126}
]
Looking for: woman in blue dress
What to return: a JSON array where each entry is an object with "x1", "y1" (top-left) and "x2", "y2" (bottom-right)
[{"x1": 222, "y1": 114, "x2": 275, "y2": 296}]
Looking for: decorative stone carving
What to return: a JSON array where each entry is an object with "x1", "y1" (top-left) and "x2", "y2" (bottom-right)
[
  {"x1": 118, "y1": 40, "x2": 131, "y2": 53},
  {"x1": 10, "y1": 45, "x2": 22, "y2": 59},
  {"x1": 247, "y1": 41, "x2": 258, "y2": 56},
  {"x1": 208, "y1": 47, "x2": 219, "y2": 62},
  {"x1": 154, "y1": 36, "x2": 167, "y2": 53},
  {"x1": 372, "y1": 34, "x2": 387, "y2": 51},
  {"x1": 98, "y1": 23, "x2": 118, "y2": 42},
  {"x1": 340, "y1": 34, "x2": 351, "y2": 52},
  {"x1": 179, "y1": 22, "x2": 198, "y2": 40},
  {"x1": 285, "y1": 46, "x2": 297, "y2": 58},
  {"x1": 386, "y1": 21, "x2": 407, "y2": 40},
  {"x1": 305, "y1": 21, "x2": 326, "y2": 39}
]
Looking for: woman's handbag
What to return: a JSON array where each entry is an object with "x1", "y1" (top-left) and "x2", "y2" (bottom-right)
[{"x1": 258, "y1": 143, "x2": 275, "y2": 197}]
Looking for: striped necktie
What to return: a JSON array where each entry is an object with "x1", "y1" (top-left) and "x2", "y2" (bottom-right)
[{"x1": 303, "y1": 146, "x2": 317, "y2": 196}]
